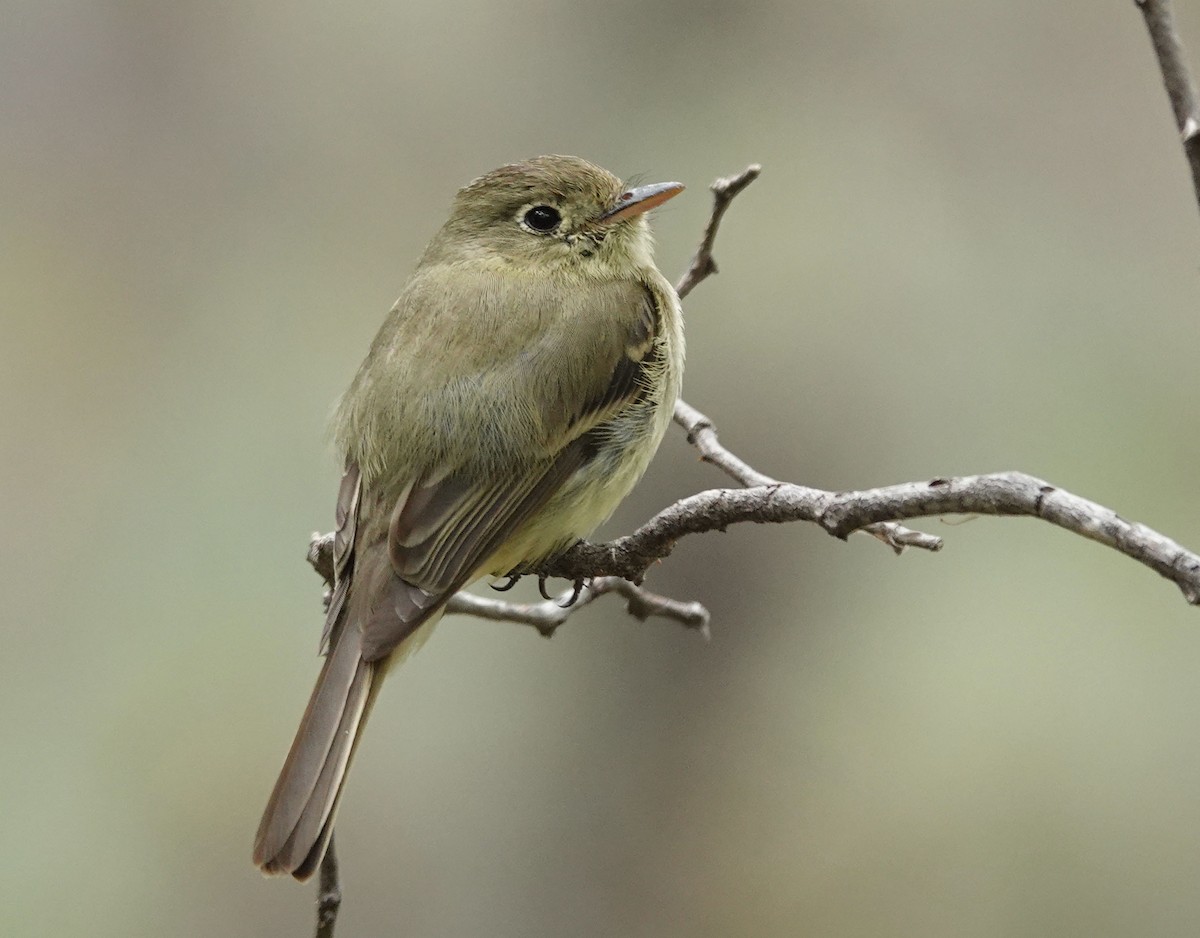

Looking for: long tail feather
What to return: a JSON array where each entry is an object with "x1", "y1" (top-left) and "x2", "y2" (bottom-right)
[{"x1": 253, "y1": 621, "x2": 375, "y2": 880}]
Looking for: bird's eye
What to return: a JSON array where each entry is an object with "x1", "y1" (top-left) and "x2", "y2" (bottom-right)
[{"x1": 522, "y1": 205, "x2": 561, "y2": 233}]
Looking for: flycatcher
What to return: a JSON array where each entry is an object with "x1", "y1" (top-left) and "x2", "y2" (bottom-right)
[{"x1": 253, "y1": 155, "x2": 685, "y2": 879}]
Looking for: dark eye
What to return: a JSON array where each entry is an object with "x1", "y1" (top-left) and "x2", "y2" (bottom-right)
[{"x1": 523, "y1": 205, "x2": 561, "y2": 233}]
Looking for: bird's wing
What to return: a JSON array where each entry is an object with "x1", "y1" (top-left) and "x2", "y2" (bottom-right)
[
  {"x1": 318, "y1": 462, "x2": 361, "y2": 654},
  {"x1": 356, "y1": 437, "x2": 588, "y2": 660},
  {"x1": 354, "y1": 280, "x2": 665, "y2": 662},
  {"x1": 535, "y1": 280, "x2": 661, "y2": 448}
]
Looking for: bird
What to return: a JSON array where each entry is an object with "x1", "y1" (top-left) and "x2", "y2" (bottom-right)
[{"x1": 253, "y1": 155, "x2": 685, "y2": 880}]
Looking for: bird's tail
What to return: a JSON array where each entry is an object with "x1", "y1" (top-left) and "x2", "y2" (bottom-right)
[
  {"x1": 253, "y1": 600, "x2": 440, "y2": 881},
  {"x1": 252, "y1": 616, "x2": 379, "y2": 880}
]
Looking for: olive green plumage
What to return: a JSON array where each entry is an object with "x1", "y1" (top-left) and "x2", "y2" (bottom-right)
[{"x1": 254, "y1": 156, "x2": 685, "y2": 879}]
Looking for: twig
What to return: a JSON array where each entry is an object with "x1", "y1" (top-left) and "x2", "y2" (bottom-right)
[
  {"x1": 309, "y1": 540, "x2": 711, "y2": 636},
  {"x1": 674, "y1": 398, "x2": 776, "y2": 487},
  {"x1": 674, "y1": 164, "x2": 762, "y2": 300},
  {"x1": 315, "y1": 832, "x2": 341, "y2": 938},
  {"x1": 531, "y1": 470, "x2": 1200, "y2": 606},
  {"x1": 1135, "y1": 0, "x2": 1200, "y2": 213},
  {"x1": 450, "y1": 578, "x2": 710, "y2": 639},
  {"x1": 673, "y1": 399, "x2": 942, "y2": 555}
]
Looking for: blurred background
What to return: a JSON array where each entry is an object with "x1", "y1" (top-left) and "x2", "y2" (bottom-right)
[{"x1": 4, "y1": 1, "x2": 1200, "y2": 935}]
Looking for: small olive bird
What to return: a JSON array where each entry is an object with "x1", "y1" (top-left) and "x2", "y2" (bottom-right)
[{"x1": 253, "y1": 156, "x2": 685, "y2": 879}]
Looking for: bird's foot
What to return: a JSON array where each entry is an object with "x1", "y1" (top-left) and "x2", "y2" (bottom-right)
[{"x1": 490, "y1": 573, "x2": 522, "y2": 592}]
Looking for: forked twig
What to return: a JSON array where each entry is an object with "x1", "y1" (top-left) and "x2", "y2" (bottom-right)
[{"x1": 675, "y1": 164, "x2": 761, "y2": 300}]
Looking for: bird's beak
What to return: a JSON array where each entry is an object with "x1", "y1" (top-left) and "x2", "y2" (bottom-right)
[{"x1": 599, "y1": 181, "x2": 685, "y2": 225}]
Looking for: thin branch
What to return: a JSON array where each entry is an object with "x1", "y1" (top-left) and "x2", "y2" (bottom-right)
[
  {"x1": 674, "y1": 397, "x2": 776, "y2": 487},
  {"x1": 1135, "y1": 0, "x2": 1200, "y2": 213},
  {"x1": 532, "y1": 469, "x2": 1200, "y2": 606},
  {"x1": 674, "y1": 164, "x2": 762, "y2": 299},
  {"x1": 672, "y1": 399, "x2": 943, "y2": 555},
  {"x1": 449, "y1": 578, "x2": 710, "y2": 639},
  {"x1": 309, "y1": 538, "x2": 710, "y2": 636},
  {"x1": 315, "y1": 832, "x2": 341, "y2": 938}
]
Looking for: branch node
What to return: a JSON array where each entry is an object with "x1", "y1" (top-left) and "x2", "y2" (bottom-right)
[{"x1": 862, "y1": 521, "x2": 945, "y2": 554}]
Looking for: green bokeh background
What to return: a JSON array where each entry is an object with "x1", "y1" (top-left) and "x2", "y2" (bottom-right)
[{"x1": 4, "y1": 2, "x2": 1200, "y2": 935}]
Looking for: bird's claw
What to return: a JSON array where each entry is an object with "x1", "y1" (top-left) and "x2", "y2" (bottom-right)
[
  {"x1": 557, "y1": 577, "x2": 589, "y2": 608},
  {"x1": 491, "y1": 573, "x2": 521, "y2": 592}
]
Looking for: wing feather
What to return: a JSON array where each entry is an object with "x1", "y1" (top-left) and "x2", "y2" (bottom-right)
[
  {"x1": 319, "y1": 463, "x2": 363, "y2": 654},
  {"x1": 359, "y1": 429, "x2": 600, "y2": 661}
]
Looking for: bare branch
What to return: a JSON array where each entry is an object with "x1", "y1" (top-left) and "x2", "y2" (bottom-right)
[
  {"x1": 1135, "y1": 0, "x2": 1200, "y2": 213},
  {"x1": 315, "y1": 833, "x2": 341, "y2": 938},
  {"x1": 449, "y1": 578, "x2": 710, "y2": 638},
  {"x1": 307, "y1": 534, "x2": 711, "y2": 634},
  {"x1": 672, "y1": 399, "x2": 943, "y2": 555},
  {"x1": 674, "y1": 164, "x2": 762, "y2": 300},
  {"x1": 673, "y1": 397, "x2": 776, "y2": 487},
  {"x1": 533, "y1": 469, "x2": 1200, "y2": 606}
]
